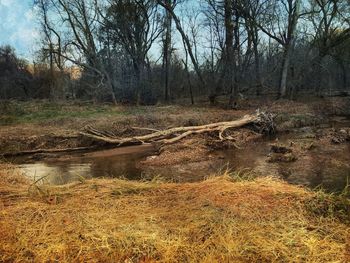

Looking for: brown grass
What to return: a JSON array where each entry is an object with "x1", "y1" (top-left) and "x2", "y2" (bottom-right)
[{"x1": 0, "y1": 165, "x2": 349, "y2": 262}]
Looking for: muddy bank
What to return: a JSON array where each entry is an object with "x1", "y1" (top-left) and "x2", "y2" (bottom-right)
[
  {"x1": 11, "y1": 124, "x2": 350, "y2": 192},
  {"x1": 138, "y1": 125, "x2": 350, "y2": 191}
]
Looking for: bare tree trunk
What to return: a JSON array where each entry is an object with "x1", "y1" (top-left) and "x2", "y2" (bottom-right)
[
  {"x1": 339, "y1": 61, "x2": 347, "y2": 91},
  {"x1": 278, "y1": 0, "x2": 300, "y2": 99},
  {"x1": 163, "y1": 0, "x2": 172, "y2": 102},
  {"x1": 133, "y1": 62, "x2": 142, "y2": 104},
  {"x1": 210, "y1": 0, "x2": 234, "y2": 105},
  {"x1": 314, "y1": 56, "x2": 323, "y2": 97},
  {"x1": 157, "y1": 0, "x2": 205, "y2": 89},
  {"x1": 182, "y1": 38, "x2": 195, "y2": 105},
  {"x1": 105, "y1": 30, "x2": 117, "y2": 105},
  {"x1": 105, "y1": 71, "x2": 117, "y2": 105},
  {"x1": 229, "y1": 9, "x2": 240, "y2": 106},
  {"x1": 49, "y1": 43, "x2": 55, "y2": 100},
  {"x1": 182, "y1": 59, "x2": 194, "y2": 105},
  {"x1": 211, "y1": 61, "x2": 225, "y2": 104},
  {"x1": 252, "y1": 27, "x2": 262, "y2": 96},
  {"x1": 279, "y1": 46, "x2": 291, "y2": 98}
]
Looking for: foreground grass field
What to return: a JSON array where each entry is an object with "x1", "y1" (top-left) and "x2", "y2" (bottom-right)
[{"x1": 1, "y1": 164, "x2": 349, "y2": 262}]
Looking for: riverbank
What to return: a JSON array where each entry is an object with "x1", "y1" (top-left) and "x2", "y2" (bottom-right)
[
  {"x1": 1, "y1": 98, "x2": 350, "y2": 191},
  {"x1": 1, "y1": 97, "x2": 349, "y2": 156},
  {"x1": 0, "y1": 164, "x2": 349, "y2": 262}
]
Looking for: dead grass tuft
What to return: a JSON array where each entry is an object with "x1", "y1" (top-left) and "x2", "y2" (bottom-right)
[{"x1": 0, "y1": 166, "x2": 349, "y2": 262}]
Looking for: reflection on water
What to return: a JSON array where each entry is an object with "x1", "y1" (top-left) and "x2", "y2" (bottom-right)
[
  {"x1": 19, "y1": 163, "x2": 92, "y2": 185},
  {"x1": 18, "y1": 145, "x2": 156, "y2": 185},
  {"x1": 222, "y1": 133, "x2": 350, "y2": 193}
]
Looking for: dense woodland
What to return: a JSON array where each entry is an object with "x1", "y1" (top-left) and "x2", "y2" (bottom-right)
[{"x1": 1, "y1": 0, "x2": 349, "y2": 104}]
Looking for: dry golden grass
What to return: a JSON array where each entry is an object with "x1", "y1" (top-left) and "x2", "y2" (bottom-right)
[{"x1": 0, "y1": 165, "x2": 349, "y2": 262}]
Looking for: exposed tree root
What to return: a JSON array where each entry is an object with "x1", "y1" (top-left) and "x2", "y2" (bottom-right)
[{"x1": 80, "y1": 111, "x2": 275, "y2": 146}]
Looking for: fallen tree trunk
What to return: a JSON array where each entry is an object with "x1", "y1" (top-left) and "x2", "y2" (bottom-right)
[
  {"x1": 2, "y1": 146, "x2": 97, "y2": 158},
  {"x1": 80, "y1": 111, "x2": 275, "y2": 146}
]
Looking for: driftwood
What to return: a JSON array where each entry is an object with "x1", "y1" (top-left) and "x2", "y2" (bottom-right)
[
  {"x1": 2, "y1": 146, "x2": 97, "y2": 158},
  {"x1": 80, "y1": 111, "x2": 275, "y2": 146}
]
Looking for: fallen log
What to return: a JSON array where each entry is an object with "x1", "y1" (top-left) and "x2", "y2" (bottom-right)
[
  {"x1": 80, "y1": 111, "x2": 275, "y2": 146},
  {"x1": 2, "y1": 146, "x2": 97, "y2": 158}
]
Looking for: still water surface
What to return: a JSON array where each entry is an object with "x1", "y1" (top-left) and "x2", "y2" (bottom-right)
[{"x1": 17, "y1": 145, "x2": 156, "y2": 185}]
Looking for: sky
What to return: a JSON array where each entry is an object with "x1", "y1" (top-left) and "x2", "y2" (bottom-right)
[
  {"x1": 0, "y1": 0, "x2": 39, "y2": 60},
  {"x1": 0, "y1": 0, "x2": 203, "y2": 62}
]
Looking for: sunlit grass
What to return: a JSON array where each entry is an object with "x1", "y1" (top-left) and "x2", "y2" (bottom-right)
[{"x1": 0, "y1": 165, "x2": 349, "y2": 262}]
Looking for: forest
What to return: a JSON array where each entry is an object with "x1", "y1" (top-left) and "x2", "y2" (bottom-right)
[
  {"x1": 0, "y1": 0, "x2": 349, "y2": 104},
  {"x1": 1, "y1": 0, "x2": 350, "y2": 262}
]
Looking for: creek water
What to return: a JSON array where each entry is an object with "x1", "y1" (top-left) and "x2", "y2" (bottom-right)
[
  {"x1": 16, "y1": 145, "x2": 157, "y2": 185},
  {"x1": 221, "y1": 135, "x2": 350, "y2": 193},
  {"x1": 14, "y1": 117, "x2": 350, "y2": 193}
]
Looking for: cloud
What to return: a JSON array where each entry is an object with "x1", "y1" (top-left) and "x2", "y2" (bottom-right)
[
  {"x1": 0, "y1": 0, "x2": 40, "y2": 59},
  {"x1": 0, "y1": 0, "x2": 14, "y2": 7}
]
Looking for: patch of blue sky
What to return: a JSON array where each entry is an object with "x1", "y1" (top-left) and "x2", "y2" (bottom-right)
[{"x1": 0, "y1": 0, "x2": 39, "y2": 60}]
